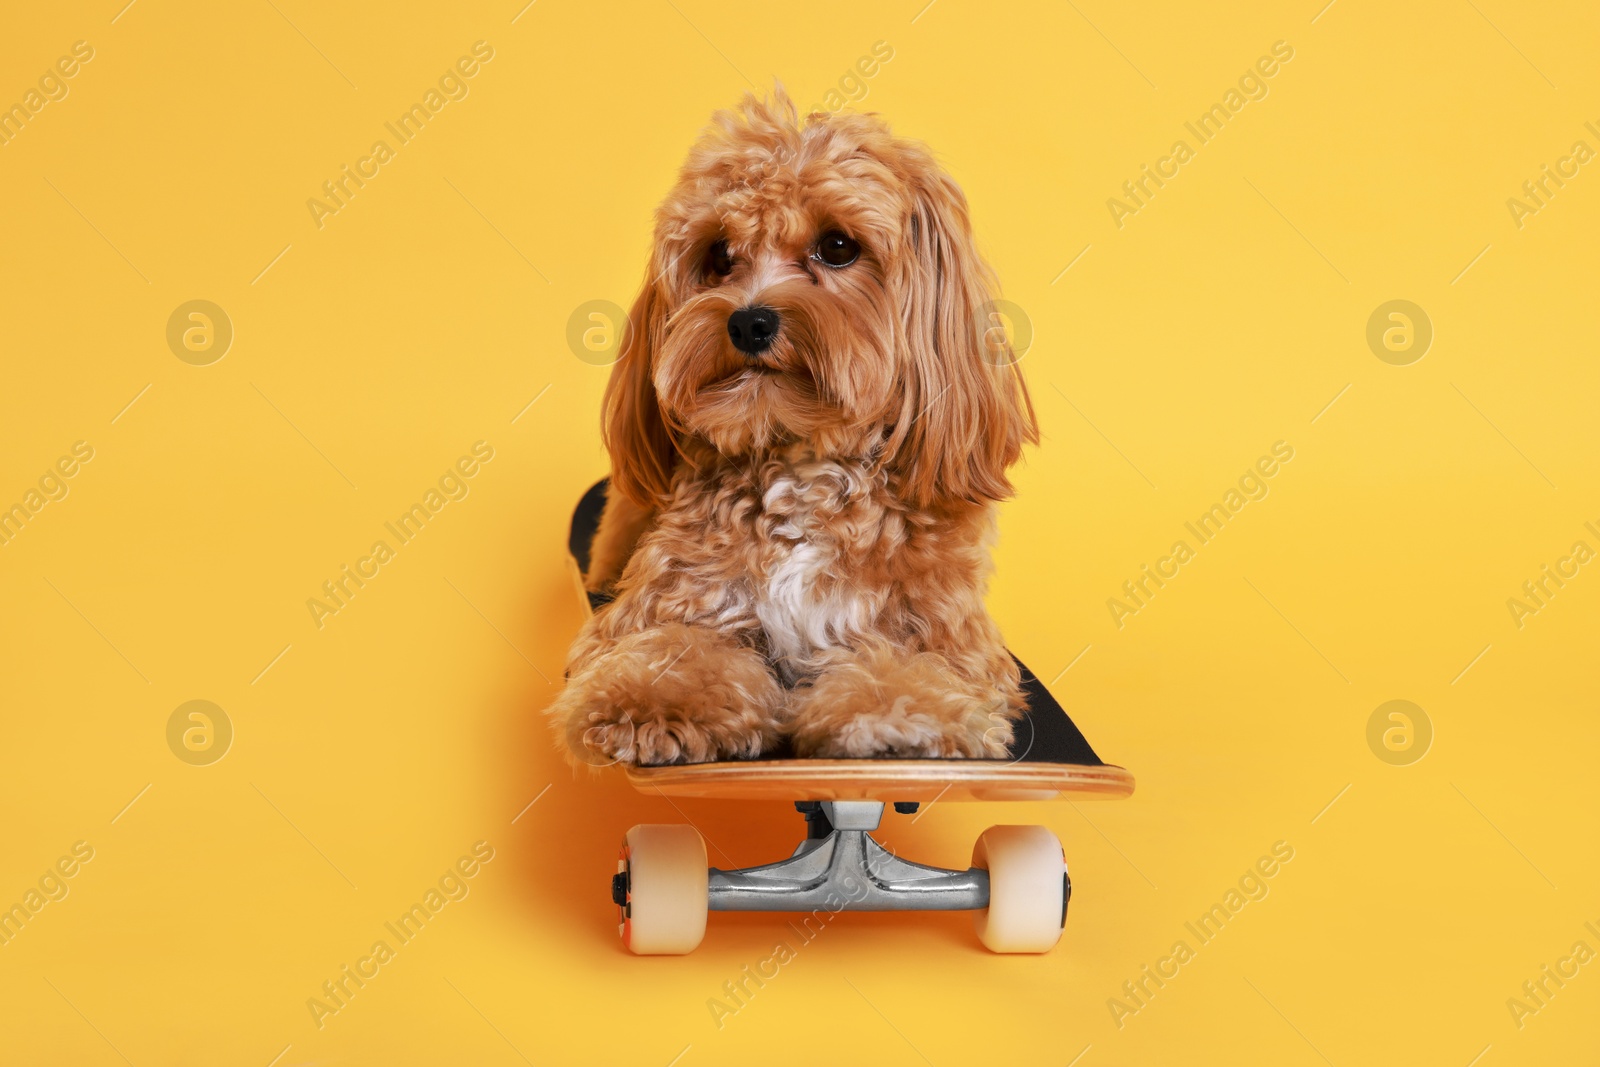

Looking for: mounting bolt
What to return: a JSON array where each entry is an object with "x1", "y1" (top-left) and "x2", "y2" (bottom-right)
[{"x1": 796, "y1": 801, "x2": 834, "y2": 839}]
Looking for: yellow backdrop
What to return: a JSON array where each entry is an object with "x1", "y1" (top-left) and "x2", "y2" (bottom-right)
[{"x1": 2, "y1": 1, "x2": 1596, "y2": 1064}]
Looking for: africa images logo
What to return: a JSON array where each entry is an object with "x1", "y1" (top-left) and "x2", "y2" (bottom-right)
[
  {"x1": 306, "y1": 42, "x2": 496, "y2": 230},
  {"x1": 306, "y1": 441, "x2": 495, "y2": 629},
  {"x1": 306, "y1": 842, "x2": 495, "y2": 1029},
  {"x1": 1106, "y1": 40, "x2": 1295, "y2": 229}
]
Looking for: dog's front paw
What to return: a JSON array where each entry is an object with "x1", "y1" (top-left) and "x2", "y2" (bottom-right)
[
  {"x1": 571, "y1": 712, "x2": 732, "y2": 768},
  {"x1": 549, "y1": 623, "x2": 785, "y2": 767},
  {"x1": 788, "y1": 647, "x2": 1017, "y2": 759}
]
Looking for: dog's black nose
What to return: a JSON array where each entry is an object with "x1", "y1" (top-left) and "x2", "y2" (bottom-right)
[{"x1": 727, "y1": 306, "x2": 780, "y2": 356}]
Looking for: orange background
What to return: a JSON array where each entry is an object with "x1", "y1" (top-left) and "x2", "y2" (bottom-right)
[{"x1": 1, "y1": 1, "x2": 1596, "y2": 1064}]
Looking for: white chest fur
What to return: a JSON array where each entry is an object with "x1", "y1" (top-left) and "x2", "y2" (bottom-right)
[{"x1": 751, "y1": 461, "x2": 880, "y2": 683}]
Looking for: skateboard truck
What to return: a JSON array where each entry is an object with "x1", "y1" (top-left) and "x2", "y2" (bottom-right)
[
  {"x1": 613, "y1": 801, "x2": 1075, "y2": 954},
  {"x1": 706, "y1": 801, "x2": 993, "y2": 913}
]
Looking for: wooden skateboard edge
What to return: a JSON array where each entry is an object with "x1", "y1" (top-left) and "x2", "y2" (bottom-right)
[{"x1": 625, "y1": 758, "x2": 1135, "y2": 802}]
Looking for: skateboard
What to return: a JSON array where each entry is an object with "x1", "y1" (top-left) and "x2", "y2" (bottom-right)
[{"x1": 566, "y1": 479, "x2": 1135, "y2": 955}]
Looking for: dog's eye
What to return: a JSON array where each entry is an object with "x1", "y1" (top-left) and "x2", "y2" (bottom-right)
[
  {"x1": 705, "y1": 240, "x2": 734, "y2": 277},
  {"x1": 814, "y1": 231, "x2": 860, "y2": 268}
]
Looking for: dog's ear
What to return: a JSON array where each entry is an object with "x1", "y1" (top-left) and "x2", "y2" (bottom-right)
[
  {"x1": 890, "y1": 163, "x2": 1039, "y2": 508},
  {"x1": 601, "y1": 277, "x2": 678, "y2": 507}
]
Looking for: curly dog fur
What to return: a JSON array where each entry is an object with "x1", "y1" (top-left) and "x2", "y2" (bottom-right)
[{"x1": 548, "y1": 88, "x2": 1038, "y2": 766}]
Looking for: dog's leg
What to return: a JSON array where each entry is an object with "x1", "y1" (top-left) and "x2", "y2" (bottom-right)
[
  {"x1": 550, "y1": 621, "x2": 783, "y2": 766},
  {"x1": 786, "y1": 638, "x2": 1023, "y2": 759},
  {"x1": 584, "y1": 487, "x2": 656, "y2": 594}
]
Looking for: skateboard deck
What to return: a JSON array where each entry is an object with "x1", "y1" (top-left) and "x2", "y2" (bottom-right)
[{"x1": 628, "y1": 758, "x2": 1134, "y2": 802}]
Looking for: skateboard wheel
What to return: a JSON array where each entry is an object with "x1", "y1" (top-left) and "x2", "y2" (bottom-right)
[
  {"x1": 971, "y1": 825, "x2": 1066, "y2": 954},
  {"x1": 617, "y1": 825, "x2": 708, "y2": 955}
]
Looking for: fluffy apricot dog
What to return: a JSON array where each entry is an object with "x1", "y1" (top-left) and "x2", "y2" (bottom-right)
[{"x1": 549, "y1": 88, "x2": 1037, "y2": 766}]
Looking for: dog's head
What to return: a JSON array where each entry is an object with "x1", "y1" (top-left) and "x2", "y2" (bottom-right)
[{"x1": 604, "y1": 87, "x2": 1037, "y2": 509}]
